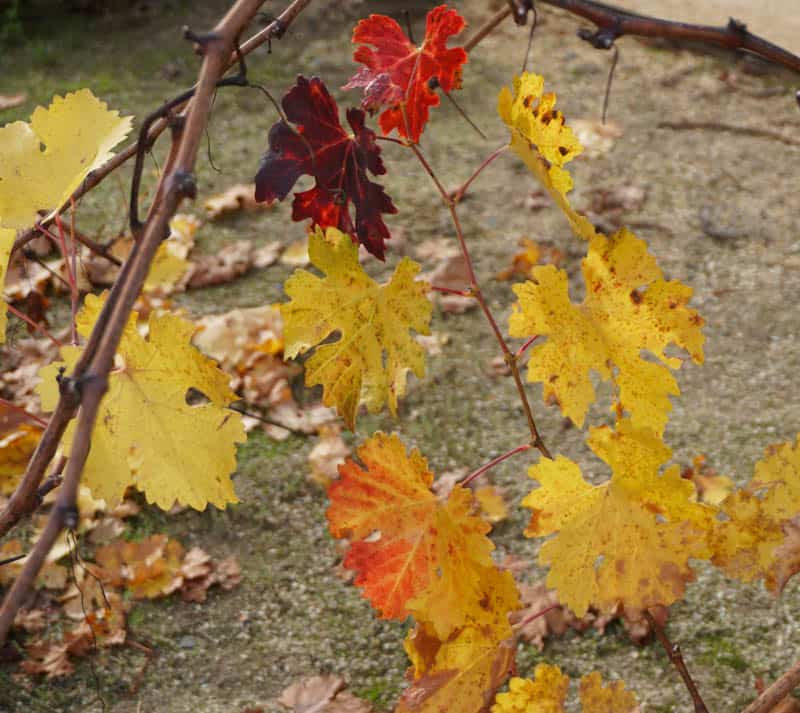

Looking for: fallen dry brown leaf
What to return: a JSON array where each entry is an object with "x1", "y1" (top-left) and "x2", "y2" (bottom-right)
[
  {"x1": 204, "y1": 183, "x2": 274, "y2": 220},
  {"x1": 278, "y1": 674, "x2": 372, "y2": 713}
]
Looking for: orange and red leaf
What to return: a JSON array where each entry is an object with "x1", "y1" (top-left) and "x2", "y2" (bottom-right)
[{"x1": 345, "y1": 5, "x2": 468, "y2": 142}]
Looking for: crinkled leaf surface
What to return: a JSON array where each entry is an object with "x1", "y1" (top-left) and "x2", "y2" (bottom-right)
[
  {"x1": 346, "y1": 4, "x2": 468, "y2": 142},
  {"x1": 327, "y1": 432, "x2": 518, "y2": 639},
  {"x1": 712, "y1": 434, "x2": 800, "y2": 592},
  {"x1": 399, "y1": 592, "x2": 516, "y2": 713},
  {"x1": 509, "y1": 228, "x2": 704, "y2": 433},
  {"x1": 492, "y1": 665, "x2": 638, "y2": 713},
  {"x1": 37, "y1": 294, "x2": 245, "y2": 510},
  {"x1": 0, "y1": 227, "x2": 14, "y2": 342},
  {"x1": 282, "y1": 227, "x2": 431, "y2": 430},
  {"x1": 492, "y1": 665, "x2": 569, "y2": 713},
  {"x1": 498, "y1": 73, "x2": 598, "y2": 241},
  {"x1": 254, "y1": 76, "x2": 396, "y2": 259},
  {"x1": 0, "y1": 89, "x2": 132, "y2": 229},
  {"x1": 524, "y1": 420, "x2": 713, "y2": 617}
]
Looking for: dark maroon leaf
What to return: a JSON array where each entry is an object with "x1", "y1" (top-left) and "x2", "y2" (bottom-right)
[{"x1": 254, "y1": 76, "x2": 397, "y2": 260}]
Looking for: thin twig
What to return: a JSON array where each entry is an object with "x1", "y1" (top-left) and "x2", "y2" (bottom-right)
[
  {"x1": 742, "y1": 659, "x2": 800, "y2": 713},
  {"x1": 645, "y1": 610, "x2": 709, "y2": 713},
  {"x1": 4, "y1": 303, "x2": 62, "y2": 348},
  {"x1": 460, "y1": 443, "x2": 532, "y2": 486},
  {"x1": 601, "y1": 44, "x2": 618, "y2": 124},
  {"x1": 515, "y1": 334, "x2": 539, "y2": 360},
  {"x1": 407, "y1": 143, "x2": 551, "y2": 460},
  {"x1": 10, "y1": 0, "x2": 312, "y2": 259},
  {"x1": 659, "y1": 120, "x2": 800, "y2": 146},
  {"x1": 513, "y1": 603, "x2": 560, "y2": 631},
  {"x1": 543, "y1": 0, "x2": 800, "y2": 74},
  {"x1": 0, "y1": 0, "x2": 314, "y2": 646},
  {"x1": 431, "y1": 285, "x2": 473, "y2": 297},
  {"x1": 0, "y1": 398, "x2": 48, "y2": 428},
  {"x1": 449, "y1": 144, "x2": 508, "y2": 204},
  {"x1": 0, "y1": 0, "x2": 313, "y2": 546}
]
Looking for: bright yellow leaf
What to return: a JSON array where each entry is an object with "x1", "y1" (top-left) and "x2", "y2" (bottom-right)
[
  {"x1": 0, "y1": 89, "x2": 132, "y2": 229},
  {"x1": 0, "y1": 227, "x2": 14, "y2": 342},
  {"x1": 36, "y1": 293, "x2": 245, "y2": 510},
  {"x1": 492, "y1": 666, "x2": 638, "y2": 713},
  {"x1": 282, "y1": 226, "x2": 431, "y2": 429},
  {"x1": 509, "y1": 228, "x2": 705, "y2": 433},
  {"x1": 327, "y1": 432, "x2": 519, "y2": 639},
  {"x1": 492, "y1": 665, "x2": 569, "y2": 713},
  {"x1": 712, "y1": 434, "x2": 800, "y2": 592},
  {"x1": 498, "y1": 73, "x2": 598, "y2": 242},
  {"x1": 524, "y1": 420, "x2": 713, "y2": 617}
]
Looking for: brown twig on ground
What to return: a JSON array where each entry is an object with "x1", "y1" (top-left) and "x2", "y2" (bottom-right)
[
  {"x1": 742, "y1": 660, "x2": 800, "y2": 713},
  {"x1": 0, "y1": 0, "x2": 315, "y2": 646},
  {"x1": 659, "y1": 120, "x2": 800, "y2": 146},
  {"x1": 645, "y1": 610, "x2": 709, "y2": 713}
]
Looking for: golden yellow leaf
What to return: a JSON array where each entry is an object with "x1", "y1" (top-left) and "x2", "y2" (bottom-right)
[
  {"x1": 524, "y1": 420, "x2": 713, "y2": 617},
  {"x1": 579, "y1": 671, "x2": 639, "y2": 713},
  {"x1": 282, "y1": 226, "x2": 431, "y2": 429},
  {"x1": 0, "y1": 89, "x2": 132, "y2": 229},
  {"x1": 492, "y1": 666, "x2": 568, "y2": 713},
  {"x1": 0, "y1": 423, "x2": 42, "y2": 494},
  {"x1": 36, "y1": 293, "x2": 245, "y2": 510},
  {"x1": 498, "y1": 73, "x2": 598, "y2": 242},
  {"x1": 712, "y1": 434, "x2": 800, "y2": 592},
  {"x1": 0, "y1": 227, "x2": 14, "y2": 343},
  {"x1": 474, "y1": 485, "x2": 509, "y2": 524},
  {"x1": 509, "y1": 228, "x2": 704, "y2": 433},
  {"x1": 492, "y1": 665, "x2": 638, "y2": 713},
  {"x1": 400, "y1": 589, "x2": 517, "y2": 713}
]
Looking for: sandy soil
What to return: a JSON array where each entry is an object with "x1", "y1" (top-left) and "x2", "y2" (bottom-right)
[{"x1": 0, "y1": 1, "x2": 798, "y2": 712}]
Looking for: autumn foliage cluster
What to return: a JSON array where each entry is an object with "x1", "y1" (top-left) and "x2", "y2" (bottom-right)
[{"x1": 0, "y1": 3, "x2": 798, "y2": 711}]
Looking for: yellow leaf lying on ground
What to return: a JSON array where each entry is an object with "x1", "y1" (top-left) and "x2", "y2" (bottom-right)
[
  {"x1": 282, "y1": 227, "x2": 431, "y2": 429},
  {"x1": 37, "y1": 293, "x2": 246, "y2": 510},
  {"x1": 0, "y1": 89, "x2": 132, "y2": 229}
]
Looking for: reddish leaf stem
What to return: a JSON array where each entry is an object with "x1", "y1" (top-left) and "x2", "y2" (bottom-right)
[
  {"x1": 0, "y1": 398, "x2": 48, "y2": 428},
  {"x1": 449, "y1": 144, "x2": 508, "y2": 204},
  {"x1": 515, "y1": 334, "x2": 539, "y2": 360},
  {"x1": 407, "y1": 142, "x2": 551, "y2": 460},
  {"x1": 4, "y1": 303, "x2": 62, "y2": 348},
  {"x1": 460, "y1": 443, "x2": 532, "y2": 486},
  {"x1": 645, "y1": 610, "x2": 709, "y2": 713},
  {"x1": 513, "y1": 603, "x2": 560, "y2": 631},
  {"x1": 431, "y1": 285, "x2": 473, "y2": 297}
]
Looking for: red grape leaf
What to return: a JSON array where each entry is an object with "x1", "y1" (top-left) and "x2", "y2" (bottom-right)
[
  {"x1": 254, "y1": 76, "x2": 396, "y2": 260},
  {"x1": 345, "y1": 5, "x2": 468, "y2": 142}
]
